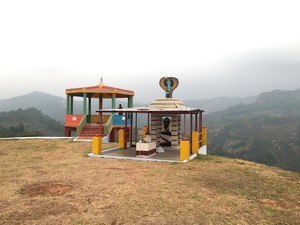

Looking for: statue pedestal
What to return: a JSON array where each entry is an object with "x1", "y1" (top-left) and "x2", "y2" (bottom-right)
[{"x1": 136, "y1": 142, "x2": 156, "y2": 156}]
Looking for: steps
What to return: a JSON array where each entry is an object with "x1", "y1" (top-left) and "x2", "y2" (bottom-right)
[{"x1": 77, "y1": 123, "x2": 100, "y2": 140}]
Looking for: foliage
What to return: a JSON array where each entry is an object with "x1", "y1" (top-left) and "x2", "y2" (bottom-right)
[
  {"x1": 204, "y1": 88, "x2": 300, "y2": 172},
  {"x1": 0, "y1": 108, "x2": 63, "y2": 137}
]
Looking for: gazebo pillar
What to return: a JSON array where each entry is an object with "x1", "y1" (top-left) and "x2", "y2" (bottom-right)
[
  {"x1": 70, "y1": 96, "x2": 74, "y2": 115},
  {"x1": 66, "y1": 95, "x2": 70, "y2": 114},
  {"x1": 128, "y1": 96, "x2": 133, "y2": 108},
  {"x1": 99, "y1": 94, "x2": 103, "y2": 110},
  {"x1": 112, "y1": 94, "x2": 116, "y2": 109},
  {"x1": 88, "y1": 96, "x2": 92, "y2": 122},
  {"x1": 83, "y1": 93, "x2": 88, "y2": 115},
  {"x1": 88, "y1": 97, "x2": 92, "y2": 114}
]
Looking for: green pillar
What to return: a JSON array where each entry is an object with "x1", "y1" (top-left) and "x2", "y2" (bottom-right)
[
  {"x1": 66, "y1": 95, "x2": 70, "y2": 114},
  {"x1": 128, "y1": 96, "x2": 133, "y2": 108},
  {"x1": 112, "y1": 94, "x2": 116, "y2": 109},
  {"x1": 88, "y1": 97, "x2": 92, "y2": 115},
  {"x1": 70, "y1": 96, "x2": 74, "y2": 115},
  {"x1": 88, "y1": 97, "x2": 92, "y2": 123},
  {"x1": 83, "y1": 93, "x2": 87, "y2": 115}
]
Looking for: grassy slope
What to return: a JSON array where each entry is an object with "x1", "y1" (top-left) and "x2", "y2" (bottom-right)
[{"x1": 0, "y1": 140, "x2": 299, "y2": 225}]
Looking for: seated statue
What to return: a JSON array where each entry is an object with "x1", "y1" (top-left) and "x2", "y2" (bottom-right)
[{"x1": 159, "y1": 117, "x2": 171, "y2": 146}]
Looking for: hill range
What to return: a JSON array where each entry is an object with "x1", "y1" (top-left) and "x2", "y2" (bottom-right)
[
  {"x1": 0, "y1": 91, "x2": 257, "y2": 122},
  {"x1": 205, "y1": 88, "x2": 300, "y2": 172}
]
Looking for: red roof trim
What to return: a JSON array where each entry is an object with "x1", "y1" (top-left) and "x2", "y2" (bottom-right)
[{"x1": 66, "y1": 85, "x2": 134, "y2": 94}]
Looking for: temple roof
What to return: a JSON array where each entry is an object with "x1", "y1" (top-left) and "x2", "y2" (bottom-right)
[
  {"x1": 65, "y1": 81, "x2": 134, "y2": 98},
  {"x1": 97, "y1": 107, "x2": 204, "y2": 114},
  {"x1": 149, "y1": 98, "x2": 185, "y2": 109}
]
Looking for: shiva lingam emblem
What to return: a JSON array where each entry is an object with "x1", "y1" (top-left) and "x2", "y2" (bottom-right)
[{"x1": 159, "y1": 77, "x2": 179, "y2": 98}]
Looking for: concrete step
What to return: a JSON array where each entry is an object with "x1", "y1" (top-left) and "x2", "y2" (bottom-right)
[{"x1": 85, "y1": 124, "x2": 100, "y2": 128}]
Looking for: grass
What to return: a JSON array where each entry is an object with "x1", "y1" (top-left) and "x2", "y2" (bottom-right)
[{"x1": 0, "y1": 139, "x2": 299, "y2": 225}]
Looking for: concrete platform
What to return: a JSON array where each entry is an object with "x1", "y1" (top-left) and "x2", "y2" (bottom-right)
[{"x1": 88, "y1": 146, "x2": 182, "y2": 162}]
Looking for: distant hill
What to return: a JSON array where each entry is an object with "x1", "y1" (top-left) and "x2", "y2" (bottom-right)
[
  {"x1": 184, "y1": 96, "x2": 257, "y2": 112},
  {"x1": 0, "y1": 108, "x2": 63, "y2": 137},
  {"x1": 205, "y1": 88, "x2": 300, "y2": 172},
  {"x1": 256, "y1": 88, "x2": 300, "y2": 104},
  {"x1": 0, "y1": 92, "x2": 68, "y2": 122},
  {"x1": 0, "y1": 91, "x2": 258, "y2": 125}
]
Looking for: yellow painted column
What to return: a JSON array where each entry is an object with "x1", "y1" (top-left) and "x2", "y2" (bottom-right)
[
  {"x1": 118, "y1": 129, "x2": 125, "y2": 149},
  {"x1": 92, "y1": 136, "x2": 102, "y2": 155},
  {"x1": 202, "y1": 127, "x2": 208, "y2": 145},
  {"x1": 192, "y1": 131, "x2": 199, "y2": 154},
  {"x1": 180, "y1": 139, "x2": 190, "y2": 161}
]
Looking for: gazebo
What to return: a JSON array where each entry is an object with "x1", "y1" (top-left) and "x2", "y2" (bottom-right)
[{"x1": 64, "y1": 79, "x2": 134, "y2": 140}]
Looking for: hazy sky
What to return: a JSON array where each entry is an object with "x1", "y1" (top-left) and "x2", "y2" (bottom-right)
[{"x1": 0, "y1": 0, "x2": 300, "y2": 102}]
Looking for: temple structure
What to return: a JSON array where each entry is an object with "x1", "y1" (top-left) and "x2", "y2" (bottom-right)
[
  {"x1": 91, "y1": 77, "x2": 207, "y2": 162},
  {"x1": 64, "y1": 79, "x2": 134, "y2": 140}
]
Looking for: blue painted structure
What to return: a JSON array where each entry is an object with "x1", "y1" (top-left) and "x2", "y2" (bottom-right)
[{"x1": 112, "y1": 115, "x2": 131, "y2": 126}]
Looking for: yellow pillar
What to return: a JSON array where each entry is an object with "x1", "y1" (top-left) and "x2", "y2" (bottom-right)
[
  {"x1": 180, "y1": 139, "x2": 190, "y2": 161},
  {"x1": 202, "y1": 127, "x2": 208, "y2": 145},
  {"x1": 192, "y1": 131, "x2": 199, "y2": 154},
  {"x1": 119, "y1": 129, "x2": 125, "y2": 149},
  {"x1": 92, "y1": 136, "x2": 102, "y2": 155}
]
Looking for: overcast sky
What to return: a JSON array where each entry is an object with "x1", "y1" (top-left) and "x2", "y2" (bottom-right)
[{"x1": 0, "y1": 0, "x2": 300, "y2": 102}]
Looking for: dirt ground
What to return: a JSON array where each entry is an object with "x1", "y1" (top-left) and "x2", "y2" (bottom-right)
[{"x1": 0, "y1": 139, "x2": 299, "y2": 225}]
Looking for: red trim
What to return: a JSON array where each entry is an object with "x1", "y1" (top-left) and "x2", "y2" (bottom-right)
[{"x1": 66, "y1": 85, "x2": 134, "y2": 94}]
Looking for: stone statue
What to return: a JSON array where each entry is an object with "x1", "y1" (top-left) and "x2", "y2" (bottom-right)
[
  {"x1": 159, "y1": 77, "x2": 179, "y2": 98},
  {"x1": 159, "y1": 117, "x2": 171, "y2": 146}
]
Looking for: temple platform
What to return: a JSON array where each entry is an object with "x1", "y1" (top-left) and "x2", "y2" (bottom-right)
[{"x1": 88, "y1": 146, "x2": 183, "y2": 162}]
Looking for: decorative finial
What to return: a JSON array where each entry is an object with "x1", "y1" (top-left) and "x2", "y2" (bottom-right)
[
  {"x1": 159, "y1": 77, "x2": 179, "y2": 98},
  {"x1": 99, "y1": 77, "x2": 105, "y2": 87}
]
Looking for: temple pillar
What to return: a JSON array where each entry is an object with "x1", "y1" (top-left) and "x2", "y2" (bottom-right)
[
  {"x1": 195, "y1": 113, "x2": 198, "y2": 131},
  {"x1": 183, "y1": 113, "x2": 187, "y2": 138},
  {"x1": 190, "y1": 113, "x2": 193, "y2": 141},
  {"x1": 199, "y1": 112, "x2": 203, "y2": 145}
]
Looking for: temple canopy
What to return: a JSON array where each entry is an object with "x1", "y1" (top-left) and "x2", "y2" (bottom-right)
[
  {"x1": 93, "y1": 76, "x2": 205, "y2": 157},
  {"x1": 97, "y1": 107, "x2": 204, "y2": 114}
]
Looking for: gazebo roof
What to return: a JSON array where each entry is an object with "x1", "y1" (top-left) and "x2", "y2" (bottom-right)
[{"x1": 65, "y1": 82, "x2": 135, "y2": 98}]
